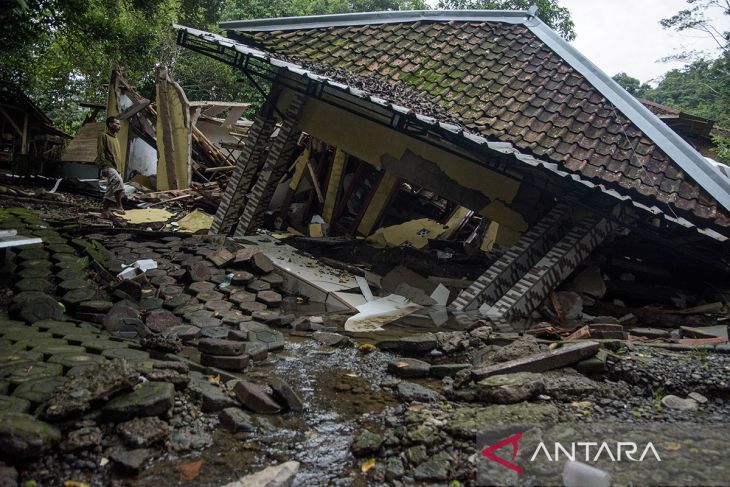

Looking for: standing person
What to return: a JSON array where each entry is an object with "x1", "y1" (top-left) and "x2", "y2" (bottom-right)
[{"x1": 96, "y1": 116, "x2": 125, "y2": 219}]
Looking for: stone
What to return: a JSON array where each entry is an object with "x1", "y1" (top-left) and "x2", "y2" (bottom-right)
[
  {"x1": 430, "y1": 363, "x2": 470, "y2": 378},
  {"x1": 251, "y1": 252, "x2": 274, "y2": 274},
  {"x1": 103, "y1": 305, "x2": 140, "y2": 334},
  {"x1": 542, "y1": 370, "x2": 601, "y2": 400},
  {"x1": 248, "y1": 328, "x2": 285, "y2": 351},
  {"x1": 169, "y1": 424, "x2": 213, "y2": 452},
  {"x1": 247, "y1": 280, "x2": 271, "y2": 292},
  {"x1": 17, "y1": 267, "x2": 52, "y2": 279},
  {"x1": 146, "y1": 309, "x2": 182, "y2": 333},
  {"x1": 81, "y1": 338, "x2": 128, "y2": 353},
  {"x1": 238, "y1": 321, "x2": 270, "y2": 333},
  {"x1": 688, "y1": 392, "x2": 708, "y2": 404},
  {"x1": 46, "y1": 360, "x2": 138, "y2": 420},
  {"x1": 219, "y1": 407, "x2": 257, "y2": 433},
  {"x1": 188, "y1": 262, "x2": 212, "y2": 282},
  {"x1": 109, "y1": 447, "x2": 155, "y2": 472},
  {"x1": 48, "y1": 352, "x2": 106, "y2": 369},
  {"x1": 205, "y1": 299, "x2": 233, "y2": 314},
  {"x1": 209, "y1": 248, "x2": 234, "y2": 267},
  {"x1": 377, "y1": 333, "x2": 438, "y2": 353},
  {"x1": 164, "y1": 293, "x2": 194, "y2": 310},
  {"x1": 199, "y1": 326, "x2": 232, "y2": 339},
  {"x1": 221, "y1": 310, "x2": 249, "y2": 325},
  {"x1": 256, "y1": 290, "x2": 282, "y2": 307},
  {"x1": 61, "y1": 288, "x2": 97, "y2": 306},
  {"x1": 197, "y1": 290, "x2": 224, "y2": 302},
  {"x1": 19, "y1": 294, "x2": 64, "y2": 323},
  {"x1": 414, "y1": 452, "x2": 450, "y2": 481},
  {"x1": 233, "y1": 380, "x2": 282, "y2": 414},
  {"x1": 444, "y1": 403, "x2": 560, "y2": 439},
  {"x1": 351, "y1": 430, "x2": 384, "y2": 457},
  {"x1": 160, "y1": 285, "x2": 184, "y2": 300},
  {"x1": 2, "y1": 361, "x2": 63, "y2": 386},
  {"x1": 0, "y1": 395, "x2": 31, "y2": 414},
  {"x1": 233, "y1": 247, "x2": 258, "y2": 266},
  {"x1": 150, "y1": 275, "x2": 176, "y2": 287},
  {"x1": 11, "y1": 376, "x2": 65, "y2": 404},
  {"x1": 116, "y1": 416, "x2": 170, "y2": 448},
  {"x1": 185, "y1": 310, "x2": 220, "y2": 328},
  {"x1": 61, "y1": 426, "x2": 102, "y2": 451},
  {"x1": 385, "y1": 457, "x2": 404, "y2": 481},
  {"x1": 174, "y1": 302, "x2": 204, "y2": 317},
  {"x1": 58, "y1": 278, "x2": 91, "y2": 293},
  {"x1": 198, "y1": 338, "x2": 245, "y2": 356},
  {"x1": 476, "y1": 372, "x2": 546, "y2": 404},
  {"x1": 471, "y1": 341, "x2": 600, "y2": 380},
  {"x1": 312, "y1": 331, "x2": 352, "y2": 348},
  {"x1": 0, "y1": 413, "x2": 61, "y2": 458},
  {"x1": 78, "y1": 300, "x2": 114, "y2": 313},
  {"x1": 200, "y1": 353, "x2": 250, "y2": 371},
  {"x1": 165, "y1": 324, "x2": 200, "y2": 342},
  {"x1": 387, "y1": 358, "x2": 431, "y2": 378},
  {"x1": 103, "y1": 381, "x2": 175, "y2": 422},
  {"x1": 102, "y1": 348, "x2": 150, "y2": 362},
  {"x1": 221, "y1": 461, "x2": 299, "y2": 487},
  {"x1": 630, "y1": 327, "x2": 672, "y2": 339},
  {"x1": 230, "y1": 291, "x2": 256, "y2": 304},
  {"x1": 268, "y1": 376, "x2": 304, "y2": 412},
  {"x1": 139, "y1": 297, "x2": 164, "y2": 312},
  {"x1": 240, "y1": 301, "x2": 268, "y2": 314},
  {"x1": 187, "y1": 372, "x2": 237, "y2": 412},
  {"x1": 231, "y1": 271, "x2": 254, "y2": 285},
  {"x1": 261, "y1": 272, "x2": 284, "y2": 288},
  {"x1": 396, "y1": 382, "x2": 441, "y2": 402},
  {"x1": 189, "y1": 281, "x2": 216, "y2": 294},
  {"x1": 240, "y1": 341, "x2": 269, "y2": 361},
  {"x1": 661, "y1": 395, "x2": 698, "y2": 411}
]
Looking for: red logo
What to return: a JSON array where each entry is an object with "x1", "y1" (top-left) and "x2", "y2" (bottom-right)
[{"x1": 481, "y1": 432, "x2": 524, "y2": 474}]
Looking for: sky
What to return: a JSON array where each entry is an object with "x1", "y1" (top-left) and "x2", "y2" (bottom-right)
[{"x1": 426, "y1": 0, "x2": 729, "y2": 84}]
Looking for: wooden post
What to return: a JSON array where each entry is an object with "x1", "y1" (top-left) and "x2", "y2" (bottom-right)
[{"x1": 21, "y1": 113, "x2": 28, "y2": 155}]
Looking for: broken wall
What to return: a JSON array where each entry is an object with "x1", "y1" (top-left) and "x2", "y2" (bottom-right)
[{"x1": 279, "y1": 88, "x2": 540, "y2": 245}]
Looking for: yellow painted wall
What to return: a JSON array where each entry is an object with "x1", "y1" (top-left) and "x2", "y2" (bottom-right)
[
  {"x1": 293, "y1": 92, "x2": 529, "y2": 235},
  {"x1": 156, "y1": 76, "x2": 191, "y2": 190}
]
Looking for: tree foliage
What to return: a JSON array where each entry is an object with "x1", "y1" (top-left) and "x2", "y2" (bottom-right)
[
  {"x1": 435, "y1": 0, "x2": 575, "y2": 40},
  {"x1": 612, "y1": 72, "x2": 652, "y2": 99}
]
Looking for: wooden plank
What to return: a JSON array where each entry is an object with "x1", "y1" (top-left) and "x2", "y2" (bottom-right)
[
  {"x1": 0, "y1": 107, "x2": 23, "y2": 136},
  {"x1": 323, "y1": 148, "x2": 346, "y2": 223},
  {"x1": 21, "y1": 113, "x2": 28, "y2": 154},
  {"x1": 356, "y1": 171, "x2": 399, "y2": 237},
  {"x1": 156, "y1": 67, "x2": 178, "y2": 190}
]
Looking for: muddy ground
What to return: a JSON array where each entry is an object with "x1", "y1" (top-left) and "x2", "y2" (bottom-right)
[{"x1": 0, "y1": 197, "x2": 729, "y2": 487}]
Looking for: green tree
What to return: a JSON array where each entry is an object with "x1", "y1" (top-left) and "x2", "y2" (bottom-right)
[
  {"x1": 435, "y1": 0, "x2": 575, "y2": 40},
  {"x1": 612, "y1": 72, "x2": 652, "y2": 98}
]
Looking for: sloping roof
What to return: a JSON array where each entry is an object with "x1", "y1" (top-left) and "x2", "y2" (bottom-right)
[
  {"x1": 0, "y1": 82, "x2": 70, "y2": 138},
  {"x1": 215, "y1": 10, "x2": 730, "y2": 232},
  {"x1": 61, "y1": 121, "x2": 104, "y2": 163}
]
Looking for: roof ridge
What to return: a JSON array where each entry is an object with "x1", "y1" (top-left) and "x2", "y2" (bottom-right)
[{"x1": 219, "y1": 9, "x2": 533, "y2": 32}]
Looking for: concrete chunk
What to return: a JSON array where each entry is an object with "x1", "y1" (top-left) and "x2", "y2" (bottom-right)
[{"x1": 471, "y1": 341, "x2": 600, "y2": 380}]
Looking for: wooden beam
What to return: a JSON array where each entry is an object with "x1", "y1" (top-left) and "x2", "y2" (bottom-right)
[
  {"x1": 356, "y1": 170, "x2": 400, "y2": 237},
  {"x1": 0, "y1": 107, "x2": 23, "y2": 136},
  {"x1": 21, "y1": 114, "x2": 28, "y2": 154},
  {"x1": 322, "y1": 148, "x2": 346, "y2": 223}
]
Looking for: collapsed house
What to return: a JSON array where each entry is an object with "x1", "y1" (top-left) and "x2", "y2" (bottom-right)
[
  {"x1": 0, "y1": 82, "x2": 70, "y2": 175},
  {"x1": 61, "y1": 70, "x2": 249, "y2": 193},
  {"x1": 165, "y1": 9, "x2": 730, "y2": 322}
]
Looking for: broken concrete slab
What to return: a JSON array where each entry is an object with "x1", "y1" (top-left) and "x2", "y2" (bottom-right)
[
  {"x1": 103, "y1": 381, "x2": 175, "y2": 422},
  {"x1": 471, "y1": 341, "x2": 600, "y2": 380},
  {"x1": 387, "y1": 358, "x2": 431, "y2": 378},
  {"x1": 377, "y1": 333, "x2": 438, "y2": 353},
  {"x1": 200, "y1": 353, "x2": 250, "y2": 371},
  {"x1": 221, "y1": 460, "x2": 299, "y2": 487},
  {"x1": 475, "y1": 372, "x2": 545, "y2": 404}
]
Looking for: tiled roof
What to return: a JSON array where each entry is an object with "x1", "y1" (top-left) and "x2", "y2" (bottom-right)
[{"x1": 226, "y1": 18, "x2": 730, "y2": 230}]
